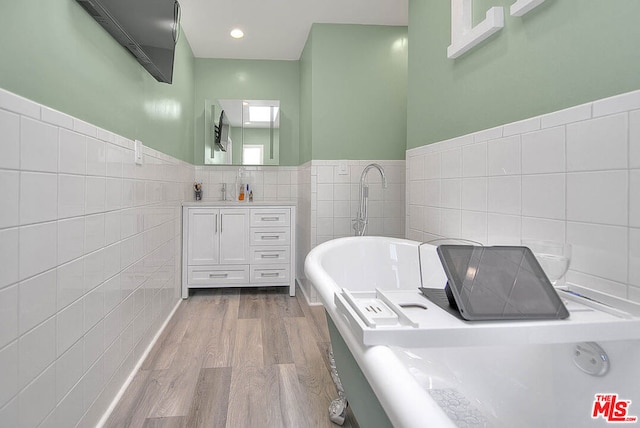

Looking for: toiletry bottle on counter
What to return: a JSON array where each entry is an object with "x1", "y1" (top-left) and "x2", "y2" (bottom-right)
[
  {"x1": 238, "y1": 184, "x2": 245, "y2": 201},
  {"x1": 249, "y1": 189, "x2": 253, "y2": 202}
]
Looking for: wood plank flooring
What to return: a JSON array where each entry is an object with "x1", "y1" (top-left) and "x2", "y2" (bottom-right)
[{"x1": 105, "y1": 287, "x2": 357, "y2": 428}]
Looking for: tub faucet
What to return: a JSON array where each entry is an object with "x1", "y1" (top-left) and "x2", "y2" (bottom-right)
[{"x1": 353, "y1": 163, "x2": 387, "y2": 236}]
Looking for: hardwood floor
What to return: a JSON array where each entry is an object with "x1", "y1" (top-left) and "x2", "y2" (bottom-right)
[{"x1": 104, "y1": 287, "x2": 357, "y2": 428}]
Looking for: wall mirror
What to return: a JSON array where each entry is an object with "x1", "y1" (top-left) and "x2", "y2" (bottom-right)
[{"x1": 204, "y1": 99, "x2": 280, "y2": 165}]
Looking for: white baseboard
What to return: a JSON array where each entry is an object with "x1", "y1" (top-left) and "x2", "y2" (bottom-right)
[
  {"x1": 95, "y1": 299, "x2": 182, "y2": 427},
  {"x1": 296, "y1": 278, "x2": 323, "y2": 307}
]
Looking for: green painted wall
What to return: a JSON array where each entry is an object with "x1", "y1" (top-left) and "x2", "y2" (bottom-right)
[
  {"x1": 0, "y1": 0, "x2": 195, "y2": 163},
  {"x1": 299, "y1": 32, "x2": 314, "y2": 164},
  {"x1": 407, "y1": 0, "x2": 640, "y2": 149},
  {"x1": 0, "y1": 5, "x2": 409, "y2": 166},
  {"x1": 305, "y1": 24, "x2": 408, "y2": 161},
  {"x1": 231, "y1": 126, "x2": 243, "y2": 165},
  {"x1": 193, "y1": 59, "x2": 300, "y2": 166}
]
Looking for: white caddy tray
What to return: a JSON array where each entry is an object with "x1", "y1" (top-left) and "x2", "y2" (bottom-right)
[{"x1": 334, "y1": 288, "x2": 640, "y2": 348}]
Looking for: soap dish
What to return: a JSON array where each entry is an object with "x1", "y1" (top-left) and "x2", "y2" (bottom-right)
[
  {"x1": 337, "y1": 288, "x2": 419, "y2": 328},
  {"x1": 351, "y1": 297, "x2": 399, "y2": 326}
]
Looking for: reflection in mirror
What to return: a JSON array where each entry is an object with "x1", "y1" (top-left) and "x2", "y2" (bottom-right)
[
  {"x1": 240, "y1": 100, "x2": 280, "y2": 166},
  {"x1": 204, "y1": 99, "x2": 280, "y2": 165},
  {"x1": 204, "y1": 99, "x2": 237, "y2": 165}
]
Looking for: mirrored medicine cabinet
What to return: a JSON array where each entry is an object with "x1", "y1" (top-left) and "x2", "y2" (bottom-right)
[{"x1": 204, "y1": 99, "x2": 280, "y2": 166}]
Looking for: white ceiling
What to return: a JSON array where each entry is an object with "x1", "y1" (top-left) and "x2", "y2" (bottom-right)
[{"x1": 178, "y1": 0, "x2": 408, "y2": 60}]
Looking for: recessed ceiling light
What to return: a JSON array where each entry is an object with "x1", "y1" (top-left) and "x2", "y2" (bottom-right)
[{"x1": 230, "y1": 28, "x2": 244, "y2": 39}]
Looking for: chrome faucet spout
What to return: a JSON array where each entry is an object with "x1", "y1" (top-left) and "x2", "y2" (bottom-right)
[
  {"x1": 359, "y1": 163, "x2": 387, "y2": 189},
  {"x1": 353, "y1": 163, "x2": 387, "y2": 236}
]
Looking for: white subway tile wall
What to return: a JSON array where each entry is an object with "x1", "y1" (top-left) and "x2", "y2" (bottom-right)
[
  {"x1": 12, "y1": 87, "x2": 638, "y2": 421},
  {"x1": 194, "y1": 160, "x2": 406, "y2": 304},
  {"x1": 406, "y1": 89, "x2": 640, "y2": 303},
  {"x1": 193, "y1": 164, "x2": 299, "y2": 204},
  {"x1": 311, "y1": 160, "x2": 405, "y2": 244},
  {"x1": 296, "y1": 162, "x2": 315, "y2": 302},
  {"x1": 294, "y1": 160, "x2": 406, "y2": 303},
  {"x1": 0, "y1": 88, "x2": 193, "y2": 428}
]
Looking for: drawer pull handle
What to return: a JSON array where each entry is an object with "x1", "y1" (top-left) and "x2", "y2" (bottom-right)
[
  {"x1": 260, "y1": 235, "x2": 280, "y2": 240},
  {"x1": 209, "y1": 273, "x2": 229, "y2": 278},
  {"x1": 260, "y1": 217, "x2": 280, "y2": 221},
  {"x1": 260, "y1": 254, "x2": 280, "y2": 259},
  {"x1": 260, "y1": 272, "x2": 280, "y2": 277}
]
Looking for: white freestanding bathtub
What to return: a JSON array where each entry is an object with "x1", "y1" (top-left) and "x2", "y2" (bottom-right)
[{"x1": 305, "y1": 236, "x2": 640, "y2": 428}]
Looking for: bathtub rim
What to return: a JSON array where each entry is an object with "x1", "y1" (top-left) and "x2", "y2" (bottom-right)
[
  {"x1": 305, "y1": 236, "x2": 456, "y2": 428},
  {"x1": 305, "y1": 236, "x2": 640, "y2": 427}
]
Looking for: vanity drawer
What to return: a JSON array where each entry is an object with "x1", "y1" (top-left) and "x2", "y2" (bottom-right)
[
  {"x1": 250, "y1": 209, "x2": 290, "y2": 227},
  {"x1": 187, "y1": 265, "x2": 249, "y2": 285},
  {"x1": 250, "y1": 246, "x2": 290, "y2": 264},
  {"x1": 250, "y1": 265, "x2": 291, "y2": 284},
  {"x1": 250, "y1": 228, "x2": 291, "y2": 246}
]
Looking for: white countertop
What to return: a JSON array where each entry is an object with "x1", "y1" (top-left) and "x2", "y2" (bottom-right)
[{"x1": 183, "y1": 200, "x2": 296, "y2": 207}]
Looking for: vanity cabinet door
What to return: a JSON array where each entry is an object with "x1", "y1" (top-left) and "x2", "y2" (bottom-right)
[
  {"x1": 187, "y1": 208, "x2": 219, "y2": 265},
  {"x1": 219, "y1": 209, "x2": 249, "y2": 264}
]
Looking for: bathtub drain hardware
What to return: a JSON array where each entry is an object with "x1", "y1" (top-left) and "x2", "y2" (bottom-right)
[{"x1": 573, "y1": 342, "x2": 610, "y2": 376}]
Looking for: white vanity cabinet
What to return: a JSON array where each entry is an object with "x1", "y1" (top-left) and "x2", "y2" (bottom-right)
[
  {"x1": 182, "y1": 203, "x2": 296, "y2": 298},
  {"x1": 186, "y1": 208, "x2": 249, "y2": 265}
]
